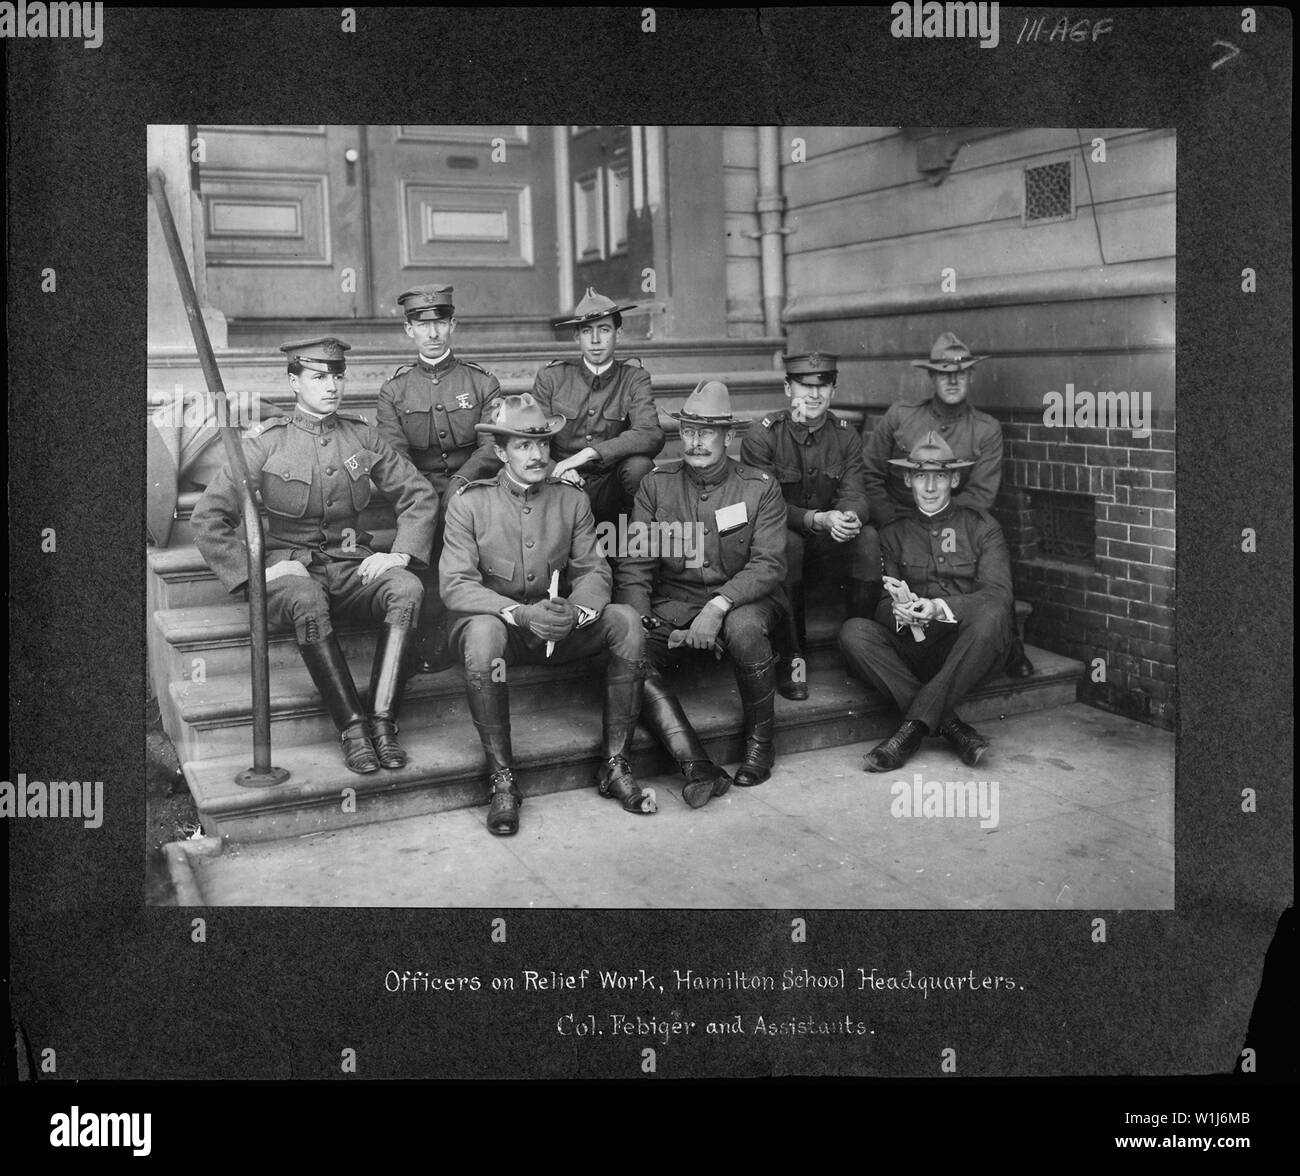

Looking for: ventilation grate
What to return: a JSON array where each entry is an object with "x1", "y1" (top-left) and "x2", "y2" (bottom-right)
[{"x1": 1024, "y1": 160, "x2": 1074, "y2": 223}]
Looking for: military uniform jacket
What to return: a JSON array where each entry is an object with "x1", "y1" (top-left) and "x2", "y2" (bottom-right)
[
  {"x1": 376, "y1": 352, "x2": 504, "y2": 486},
  {"x1": 531, "y1": 357, "x2": 665, "y2": 468},
  {"x1": 740, "y1": 408, "x2": 870, "y2": 533},
  {"x1": 862, "y1": 399, "x2": 1003, "y2": 527},
  {"x1": 616, "y1": 458, "x2": 788, "y2": 626},
  {"x1": 439, "y1": 471, "x2": 612, "y2": 618},
  {"x1": 880, "y1": 504, "x2": 1013, "y2": 630},
  {"x1": 192, "y1": 409, "x2": 439, "y2": 595}
]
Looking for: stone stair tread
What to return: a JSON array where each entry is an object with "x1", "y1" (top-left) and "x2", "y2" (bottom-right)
[{"x1": 183, "y1": 645, "x2": 1080, "y2": 819}]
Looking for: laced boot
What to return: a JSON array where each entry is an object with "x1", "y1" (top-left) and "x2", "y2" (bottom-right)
[
  {"x1": 937, "y1": 714, "x2": 990, "y2": 768},
  {"x1": 465, "y1": 672, "x2": 519, "y2": 834},
  {"x1": 862, "y1": 719, "x2": 927, "y2": 773},
  {"x1": 597, "y1": 656, "x2": 656, "y2": 814}
]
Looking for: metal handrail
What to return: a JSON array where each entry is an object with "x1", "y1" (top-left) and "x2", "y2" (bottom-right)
[{"x1": 148, "y1": 169, "x2": 288, "y2": 788}]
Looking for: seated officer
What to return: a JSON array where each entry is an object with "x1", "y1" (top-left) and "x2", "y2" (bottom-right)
[
  {"x1": 740, "y1": 351, "x2": 881, "y2": 702},
  {"x1": 839, "y1": 432, "x2": 1013, "y2": 773},
  {"x1": 192, "y1": 338, "x2": 438, "y2": 776},
  {"x1": 440, "y1": 394, "x2": 655, "y2": 836},
  {"x1": 617, "y1": 380, "x2": 788, "y2": 804},
  {"x1": 862, "y1": 331, "x2": 1032, "y2": 679},
  {"x1": 376, "y1": 284, "x2": 505, "y2": 674},
  {"x1": 532, "y1": 286, "x2": 665, "y2": 526}
]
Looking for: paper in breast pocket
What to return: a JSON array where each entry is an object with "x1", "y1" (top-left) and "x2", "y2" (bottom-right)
[{"x1": 714, "y1": 501, "x2": 748, "y2": 535}]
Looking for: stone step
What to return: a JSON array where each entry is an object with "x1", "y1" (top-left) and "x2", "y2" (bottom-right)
[
  {"x1": 165, "y1": 615, "x2": 850, "y2": 763},
  {"x1": 183, "y1": 645, "x2": 1081, "y2": 843}
]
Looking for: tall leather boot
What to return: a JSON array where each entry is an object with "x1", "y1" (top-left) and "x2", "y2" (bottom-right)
[
  {"x1": 732, "y1": 653, "x2": 777, "y2": 787},
  {"x1": 641, "y1": 673, "x2": 733, "y2": 809},
  {"x1": 368, "y1": 623, "x2": 416, "y2": 769},
  {"x1": 596, "y1": 656, "x2": 657, "y2": 815},
  {"x1": 300, "y1": 632, "x2": 379, "y2": 774},
  {"x1": 1005, "y1": 635, "x2": 1035, "y2": 678},
  {"x1": 845, "y1": 578, "x2": 883, "y2": 621},
  {"x1": 773, "y1": 591, "x2": 809, "y2": 702},
  {"x1": 465, "y1": 672, "x2": 520, "y2": 835}
]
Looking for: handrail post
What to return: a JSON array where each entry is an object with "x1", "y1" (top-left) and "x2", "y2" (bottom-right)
[{"x1": 148, "y1": 168, "x2": 289, "y2": 788}]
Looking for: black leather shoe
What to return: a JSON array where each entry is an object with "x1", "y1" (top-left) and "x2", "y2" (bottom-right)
[
  {"x1": 597, "y1": 755, "x2": 657, "y2": 814},
  {"x1": 486, "y1": 768, "x2": 522, "y2": 836},
  {"x1": 369, "y1": 717, "x2": 407, "y2": 770},
  {"x1": 682, "y1": 760, "x2": 733, "y2": 808},
  {"x1": 937, "y1": 715, "x2": 990, "y2": 767},
  {"x1": 862, "y1": 720, "x2": 927, "y2": 773},
  {"x1": 1005, "y1": 636, "x2": 1035, "y2": 679},
  {"x1": 733, "y1": 737, "x2": 774, "y2": 787},
  {"x1": 340, "y1": 721, "x2": 380, "y2": 775}
]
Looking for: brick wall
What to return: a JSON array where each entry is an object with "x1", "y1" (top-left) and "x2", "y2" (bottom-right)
[
  {"x1": 994, "y1": 409, "x2": 1176, "y2": 730},
  {"x1": 858, "y1": 407, "x2": 1177, "y2": 731}
]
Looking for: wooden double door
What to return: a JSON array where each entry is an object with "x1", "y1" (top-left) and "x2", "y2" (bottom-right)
[{"x1": 197, "y1": 124, "x2": 647, "y2": 325}]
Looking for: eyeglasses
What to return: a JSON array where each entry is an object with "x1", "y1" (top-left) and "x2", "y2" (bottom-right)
[{"x1": 680, "y1": 426, "x2": 722, "y2": 443}]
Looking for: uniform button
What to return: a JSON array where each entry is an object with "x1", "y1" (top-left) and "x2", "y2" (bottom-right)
[
  {"x1": 703, "y1": 561, "x2": 710, "y2": 568},
  {"x1": 435, "y1": 405, "x2": 444, "y2": 412},
  {"x1": 326, "y1": 498, "x2": 334, "y2": 506},
  {"x1": 525, "y1": 539, "x2": 535, "y2": 549},
  {"x1": 432, "y1": 378, "x2": 439, "y2": 385},
  {"x1": 931, "y1": 529, "x2": 938, "y2": 536},
  {"x1": 325, "y1": 468, "x2": 335, "y2": 475},
  {"x1": 523, "y1": 507, "x2": 532, "y2": 514},
  {"x1": 588, "y1": 408, "x2": 596, "y2": 415},
  {"x1": 439, "y1": 431, "x2": 448, "y2": 439},
  {"x1": 526, "y1": 573, "x2": 536, "y2": 582},
  {"x1": 320, "y1": 438, "x2": 329, "y2": 446},
  {"x1": 700, "y1": 494, "x2": 708, "y2": 502},
  {"x1": 937, "y1": 557, "x2": 945, "y2": 564},
  {"x1": 703, "y1": 527, "x2": 710, "y2": 535},
  {"x1": 585, "y1": 434, "x2": 593, "y2": 441}
]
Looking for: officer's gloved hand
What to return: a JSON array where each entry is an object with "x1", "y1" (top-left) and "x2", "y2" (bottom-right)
[
  {"x1": 265, "y1": 559, "x2": 310, "y2": 584},
  {"x1": 517, "y1": 599, "x2": 572, "y2": 642}
]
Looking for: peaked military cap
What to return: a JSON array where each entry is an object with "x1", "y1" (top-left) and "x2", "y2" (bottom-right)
[
  {"x1": 782, "y1": 351, "x2": 838, "y2": 386},
  {"x1": 398, "y1": 285, "x2": 455, "y2": 321},
  {"x1": 669, "y1": 379, "x2": 749, "y2": 430},
  {"x1": 888, "y1": 430, "x2": 976, "y2": 471},
  {"x1": 474, "y1": 393, "x2": 565, "y2": 439},
  {"x1": 281, "y1": 336, "x2": 351, "y2": 374},
  {"x1": 911, "y1": 331, "x2": 987, "y2": 372},
  {"x1": 556, "y1": 286, "x2": 637, "y2": 326}
]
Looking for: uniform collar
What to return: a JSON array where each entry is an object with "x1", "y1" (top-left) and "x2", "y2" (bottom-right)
[
  {"x1": 291, "y1": 407, "x2": 338, "y2": 434},
  {"x1": 583, "y1": 357, "x2": 615, "y2": 378},
  {"x1": 789, "y1": 413, "x2": 831, "y2": 444},
  {"x1": 418, "y1": 350, "x2": 456, "y2": 377},
  {"x1": 683, "y1": 454, "x2": 731, "y2": 488},
  {"x1": 916, "y1": 501, "x2": 957, "y2": 523},
  {"x1": 928, "y1": 397, "x2": 971, "y2": 423},
  {"x1": 498, "y1": 468, "x2": 545, "y2": 499}
]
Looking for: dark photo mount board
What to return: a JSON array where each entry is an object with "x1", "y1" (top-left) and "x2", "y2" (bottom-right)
[{"x1": 4, "y1": 4, "x2": 1293, "y2": 1136}]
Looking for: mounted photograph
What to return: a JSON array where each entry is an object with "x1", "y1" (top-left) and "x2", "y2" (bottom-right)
[{"x1": 145, "y1": 124, "x2": 1176, "y2": 910}]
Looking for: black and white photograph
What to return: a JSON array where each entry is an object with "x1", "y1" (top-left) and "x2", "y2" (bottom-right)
[
  {"x1": 6, "y1": 6, "x2": 1292, "y2": 1111},
  {"x1": 146, "y1": 123, "x2": 1176, "y2": 909}
]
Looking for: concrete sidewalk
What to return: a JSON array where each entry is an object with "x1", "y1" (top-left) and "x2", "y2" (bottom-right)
[{"x1": 176, "y1": 702, "x2": 1174, "y2": 909}]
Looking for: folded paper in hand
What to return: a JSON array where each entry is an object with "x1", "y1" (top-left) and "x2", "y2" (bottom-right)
[{"x1": 883, "y1": 575, "x2": 927, "y2": 643}]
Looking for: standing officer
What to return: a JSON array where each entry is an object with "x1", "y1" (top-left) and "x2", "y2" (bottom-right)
[
  {"x1": 377, "y1": 284, "x2": 505, "y2": 674},
  {"x1": 193, "y1": 338, "x2": 438, "y2": 776},
  {"x1": 862, "y1": 331, "x2": 1032, "y2": 678},
  {"x1": 440, "y1": 394, "x2": 655, "y2": 836},
  {"x1": 839, "y1": 432, "x2": 1014, "y2": 773},
  {"x1": 531, "y1": 286, "x2": 665, "y2": 526},
  {"x1": 616, "y1": 380, "x2": 788, "y2": 804},
  {"x1": 741, "y1": 351, "x2": 882, "y2": 702}
]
